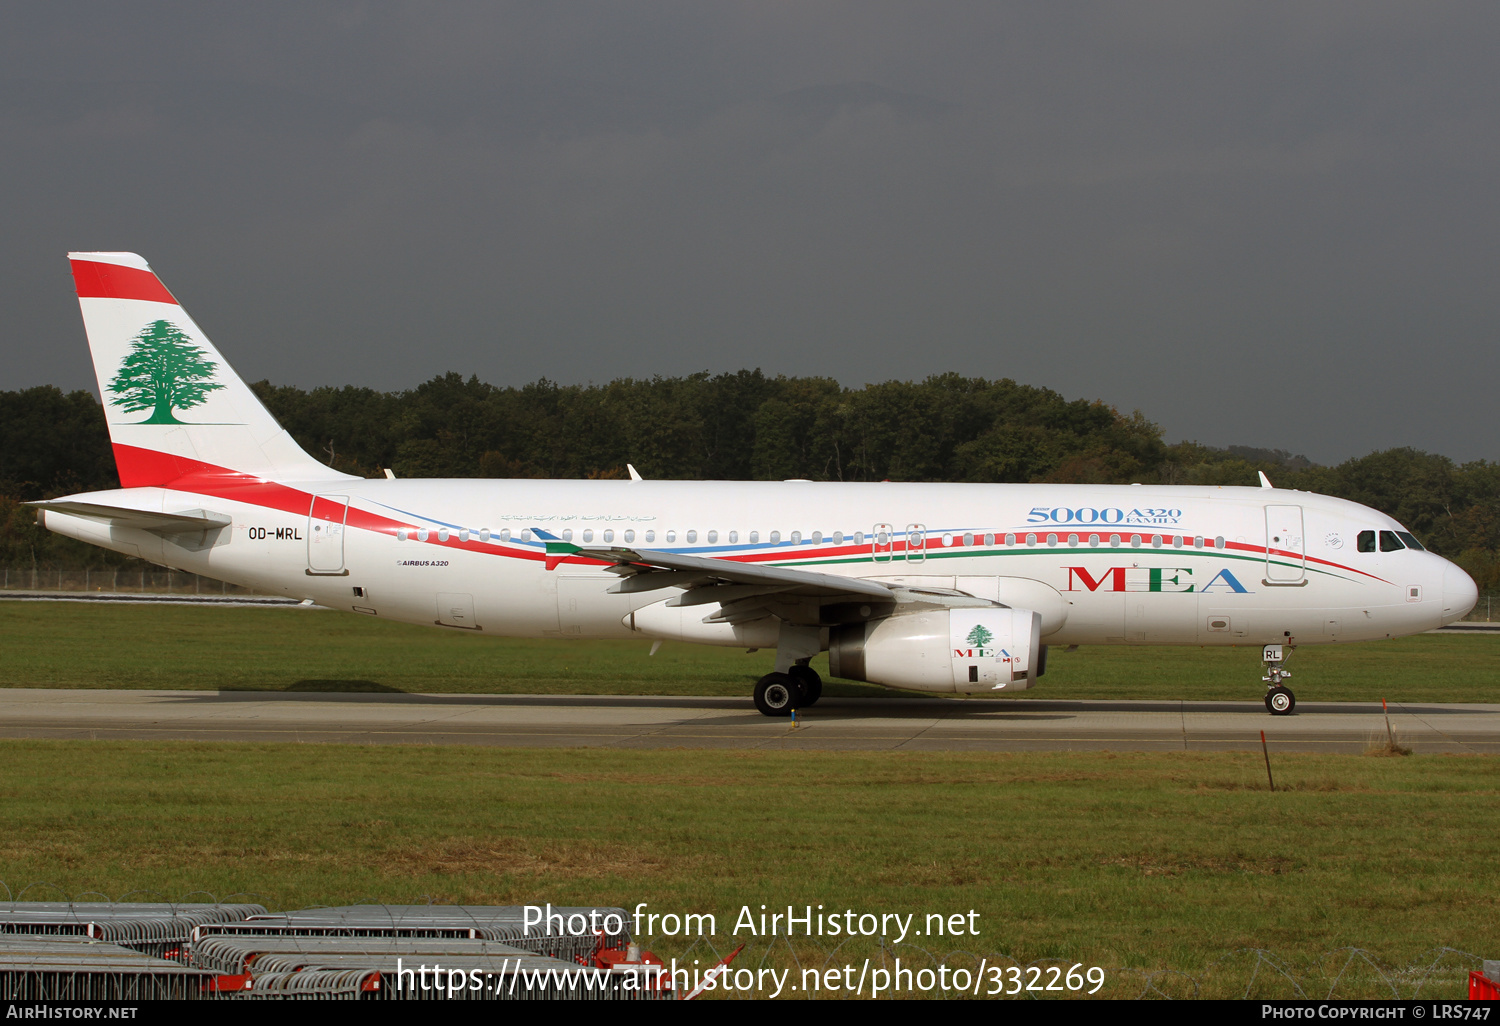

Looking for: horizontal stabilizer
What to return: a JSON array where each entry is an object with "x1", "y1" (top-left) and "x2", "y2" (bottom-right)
[{"x1": 29, "y1": 499, "x2": 231, "y2": 534}]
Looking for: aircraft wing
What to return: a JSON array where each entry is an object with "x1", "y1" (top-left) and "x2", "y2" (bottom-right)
[
  {"x1": 29, "y1": 500, "x2": 232, "y2": 535},
  {"x1": 561, "y1": 543, "x2": 894, "y2": 607}
]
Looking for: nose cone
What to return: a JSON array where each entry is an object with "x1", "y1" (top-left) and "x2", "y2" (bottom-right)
[{"x1": 1442, "y1": 563, "x2": 1479, "y2": 624}]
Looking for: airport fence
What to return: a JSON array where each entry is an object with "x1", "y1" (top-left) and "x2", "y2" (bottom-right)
[
  {"x1": 1468, "y1": 593, "x2": 1497, "y2": 622},
  {"x1": 0, "y1": 567, "x2": 266, "y2": 597},
  {"x1": 650, "y1": 933, "x2": 1490, "y2": 1000}
]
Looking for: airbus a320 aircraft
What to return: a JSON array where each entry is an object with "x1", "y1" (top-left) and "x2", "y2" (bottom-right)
[{"x1": 37, "y1": 253, "x2": 1480, "y2": 716}]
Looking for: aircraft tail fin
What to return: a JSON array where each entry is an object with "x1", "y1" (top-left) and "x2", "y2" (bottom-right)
[{"x1": 67, "y1": 252, "x2": 355, "y2": 488}]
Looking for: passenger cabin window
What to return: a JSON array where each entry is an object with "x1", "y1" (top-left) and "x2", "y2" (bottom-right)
[
  {"x1": 623, "y1": 530, "x2": 635, "y2": 543},
  {"x1": 750, "y1": 531, "x2": 760, "y2": 543},
  {"x1": 644, "y1": 530, "x2": 655, "y2": 543},
  {"x1": 500, "y1": 529, "x2": 511, "y2": 542},
  {"x1": 686, "y1": 530, "x2": 697, "y2": 543},
  {"x1": 1380, "y1": 530, "x2": 1404, "y2": 552},
  {"x1": 603, "y1": 529, "x2": 614, "y2": 542},
  {"x1": 666, "y1": 531, "x2": 676, "y2": 543},
  {"x1": 1357, "y1": 530, "x2": 1376, "y2": 553},
  {"x1": 582, "y1": 529, "x2": 593, "y2": 543},
  {"x1": 728, "y1": 531, "x2": 738, "y2": 544},
  {"x1": 1396, "y1": 532, "x2": 1425, "y2": 551},
  {"x1": 770, "y1": 531, "x2": 781, "y2": 544}
]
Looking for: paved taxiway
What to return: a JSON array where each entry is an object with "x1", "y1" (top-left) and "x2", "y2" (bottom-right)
[{"x1": 0, "y1": 689, "x2": 1495, "y2": 753}]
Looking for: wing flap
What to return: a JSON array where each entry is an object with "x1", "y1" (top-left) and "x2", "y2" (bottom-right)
[{"x1": 576, "y1": 545, "x2": 893, "y2": 601}]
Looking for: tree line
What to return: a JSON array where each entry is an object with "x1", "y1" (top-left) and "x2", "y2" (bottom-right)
[{"x1": 2, "y1": 371, "x2": 1496, "y2": 592}]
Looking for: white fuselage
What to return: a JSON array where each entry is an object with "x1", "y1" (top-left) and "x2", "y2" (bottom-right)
[
  {"x1": 42, "y1": 479, "x2": 1475, "y2": 671},
  {"x1": 51, "y1": 251, "x2": 1480, "y2": 702}
]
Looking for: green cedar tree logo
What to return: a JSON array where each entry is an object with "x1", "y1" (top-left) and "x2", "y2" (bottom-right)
[
  {"x1": 966, "y1": 624, "x2": 993, "y2": 648},
  {"x1": 107, "y1": 320, "x2": 225, "y2": 424}
]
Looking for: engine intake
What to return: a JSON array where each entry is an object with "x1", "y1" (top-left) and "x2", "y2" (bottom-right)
[{"x1": 829, "y1": 607, "x2": 1043, "y2": 693}]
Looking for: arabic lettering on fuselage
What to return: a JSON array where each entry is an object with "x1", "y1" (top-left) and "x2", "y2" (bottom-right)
[{"x1": 492, "y1": 514, "x2": 658, "y2": 522}]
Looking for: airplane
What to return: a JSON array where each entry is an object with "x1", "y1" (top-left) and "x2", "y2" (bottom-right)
[{"x1": 34, "y1": 252, "x2": 1480, "y2": 717}]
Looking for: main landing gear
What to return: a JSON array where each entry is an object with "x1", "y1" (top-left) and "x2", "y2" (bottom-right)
[
  {"x1": 788, "y1": 663, "x2": 822, "y2": 706},
  {"x1": 754, "y1": 623, "x2": 824, "y2": 717},
  {"x1": 753, "y1": 662, "x2": 822, "y2": 717},
  {"x1": 1262, "y1": 643, "x2": 1296, "y2": 716}
]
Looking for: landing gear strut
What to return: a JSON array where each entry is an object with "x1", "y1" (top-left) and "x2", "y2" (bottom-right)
[
  {"x1": 1262, "y1": 643, "x2": 1296, "y2": 716},
  {"x1": 753, "y1": 622, "x2": 823, "y2": 717}
]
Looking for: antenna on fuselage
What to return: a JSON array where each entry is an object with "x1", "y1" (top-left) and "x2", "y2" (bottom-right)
[
  {"x1": 627, "y1": 464, "x2": 643, "y2": 481},
  {"x1": 1258, "y1": 471, "x2": 1274, "y2": 489}
]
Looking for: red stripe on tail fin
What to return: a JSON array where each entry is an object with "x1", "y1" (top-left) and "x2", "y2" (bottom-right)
[{"x1": 71, "y1": 260, "x2": 177, "y2": 304}]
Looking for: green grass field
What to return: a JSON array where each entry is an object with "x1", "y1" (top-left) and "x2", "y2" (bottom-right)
[
  {"x1": 0, "y1": 741, "x2": 1494, "y2": 998},
  {"x1": 3, "y1": 601, "x2": 1496, "y2": 998},
  {"x1": 0, "y1": 600, "x2": 1494, "y2": 703}
]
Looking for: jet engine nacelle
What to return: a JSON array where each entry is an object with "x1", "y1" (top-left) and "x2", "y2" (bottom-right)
[{"x1": 829, "y1": 607, "x2": 1043, "y2": 694}]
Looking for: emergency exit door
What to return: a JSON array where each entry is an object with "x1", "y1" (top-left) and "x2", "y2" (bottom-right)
[{"x1": 905, "y1": 523, "x2": 927, "y2": 562}]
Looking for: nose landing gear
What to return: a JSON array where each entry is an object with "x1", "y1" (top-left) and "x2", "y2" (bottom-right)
[{"x1": 1262, "y1": 643, "x2": 1296, "y2": 715}]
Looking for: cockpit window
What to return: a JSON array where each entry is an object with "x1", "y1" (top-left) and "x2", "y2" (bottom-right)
[
  {"x1": 1357, "y1": 530, "x2": 1376, "y2": 553},
  {"x1": 1396, "y1": 531, "x2": 1425, "y2": 551},
  {"x1": 1379, "y1": 530, "x2": 1404, "y2": 552}
]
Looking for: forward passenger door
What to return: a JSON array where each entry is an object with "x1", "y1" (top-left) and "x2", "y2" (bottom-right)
[{"x1": 1264, "y1": 505, "x2": 1306, "y2": 583}]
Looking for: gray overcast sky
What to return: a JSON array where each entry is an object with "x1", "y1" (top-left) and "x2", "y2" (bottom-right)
[{"x1": 2, "y1": 2, "x2": 1497, "y2": 465}]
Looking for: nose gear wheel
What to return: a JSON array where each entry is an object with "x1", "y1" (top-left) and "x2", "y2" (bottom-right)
[{"x1": 1265, "y1": 686, "x2": 1295, "y2": 715}]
